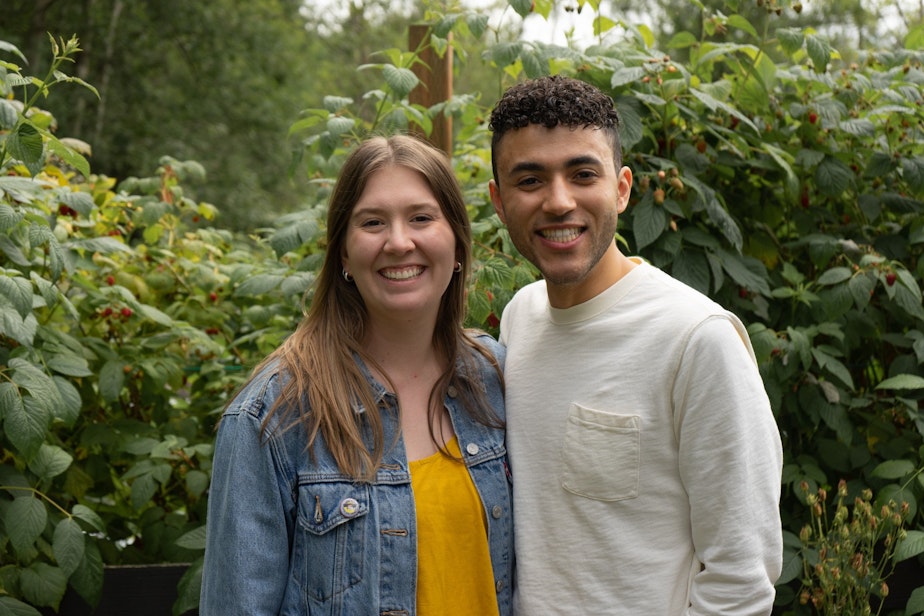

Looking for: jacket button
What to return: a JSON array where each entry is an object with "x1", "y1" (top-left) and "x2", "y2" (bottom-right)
[
  {"x1": 465, "y1": 442, "x2": 479, "y2": 455},
  {"x1": 496, "y1": 579, "x2": 505, "y2": 592},
  {"x1": 447, "y1": 385, "x2": 458, "y2": 398},
  {"x1": 339, "y1": 497, "x2": 360, "y2": 518},
  {"x1": 491, "y1": 505, "x2": 503, "y2": 519}
]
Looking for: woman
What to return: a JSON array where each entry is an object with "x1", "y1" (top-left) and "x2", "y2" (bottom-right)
[{"x1": 200, "y1": 135, "x2": 512, "y2": 615}]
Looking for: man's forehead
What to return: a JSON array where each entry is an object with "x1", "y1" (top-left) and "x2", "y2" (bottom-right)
[{"x1": 495, "y1": 125, "x2": 613, "y2": 169}]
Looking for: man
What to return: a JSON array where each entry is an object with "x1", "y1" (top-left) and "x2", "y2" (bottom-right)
[{"x1": 488, "y1": 74, "x2": 783, "y2": 615}]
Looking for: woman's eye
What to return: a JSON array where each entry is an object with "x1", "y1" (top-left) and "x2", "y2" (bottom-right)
[{"x1": 360, "y1": 219, "x2": 383, "y2": 228}]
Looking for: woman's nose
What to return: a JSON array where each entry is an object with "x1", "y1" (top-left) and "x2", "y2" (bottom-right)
[{"x1": 384, "y1": 223, "x2": 414, "y2": 253}]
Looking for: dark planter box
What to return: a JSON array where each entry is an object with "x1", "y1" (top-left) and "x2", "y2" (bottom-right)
[{"x1": 42, "y1": 564, "x2": 196, "y2": 616}]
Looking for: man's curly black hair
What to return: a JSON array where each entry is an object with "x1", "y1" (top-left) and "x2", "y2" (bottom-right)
[{"x1": 489, "y1": 75, "x2": 623, "y2": 183}]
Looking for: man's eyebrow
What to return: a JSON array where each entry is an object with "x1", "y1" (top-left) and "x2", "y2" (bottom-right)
[{"x1": 508, "y1": 155, "x2": 604, "y2": 175}]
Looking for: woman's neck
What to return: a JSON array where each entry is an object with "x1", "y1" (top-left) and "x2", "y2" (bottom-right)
[{"x1": 362, "y1": 323, "x2": 453, "y2": 461}]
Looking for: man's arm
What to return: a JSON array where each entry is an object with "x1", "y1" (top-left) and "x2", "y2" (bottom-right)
[{"x1": 675, "y1": 316, "x2": 783, "y2": 616}]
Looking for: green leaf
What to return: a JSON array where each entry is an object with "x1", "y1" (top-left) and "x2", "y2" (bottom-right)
[
  {"x1": 176, "y1": 525, "x2": 208, "y2": 550},
  {"x1": 52, "y1": 376, "x2": 81, "y2": 426},
  {"x1": 20, "y1": 562, "x2": 67, "y2": 609},
  {"x1": 876, "y1": 374, "x2": 924, "y2": 390},
  {"x1": 52, "y1": 518, "x2": 85, "y2": 577},
  {"x1": 716, "y1": 249, "x2": 771, "y2": 295},
  {"x1": 811, "y1": 348, "x2": 855, "y2": 390},
  {"x1": 46, "y1": 135, "x2": 91, "y2": 178},
  {"x1": 0, "y1": 381, "x2": 19, "y2": 422},
  {"x1": 894, "y1": 530, "x2": 924, "y2": 563},
  {"x1": 174, "y1": 558, "x2": 203, "y2": 616},
  {"x1": 10, "y1": 357, "x2": 62, "y2": 411},
  {"x1": 69, "y1": 540, "x2": 103, "y2": 608},
  {"x1": 805, "y1": 33, "x2": 832, "y2": 73},
  {"x1": 483, "y1": 41, "x2": 523, "y2": 69},
  {"x1": 0, "y1": 275, "x2": 32, "y2": 318},
  {"x1": 777, "y1": 546, "x2": 802, "y2": 585},
  {"x1": 382, "y1": 65, "x2": 418, "y2": 98},
  {"x1": 7, "y1": 122, "x2": 44, "y2": 177},
  {"x1": 6, "y1": 497, "x2": 47, "y2": 555},
  {"x1": 3, "y1": 378, "x2": 48, "y2": 457},
  {"x1": 870, "y1": 459, "x2": 915, "y2": 479},
  {"x1": 99, "y1": 359, "x2": 126, "y2": 403},
  {"x1": 690, "y1": 87, "x2": 759, "y2": 135},
  {"x1": 45, "y1": 353, "x2": 93, "y2": 378},
  {"x1": 325, "y1": 116, "x2": 355, "y2": 138},
  {"x1": 0, "y1": 234, "x2": 29, "y2": 267},
  {"x1": 509, "y1": 0, "x2": 534, "y2": 17},
  {"x1": 71, "y1": 504, "x2": 105, "y2": 533},
  {"x1": 468, "y1": 285, "x2": 491, "y2": 324},
  {"x1": 234, "y1": 273, "x2": 285, "y2": 297},
  {"x1": 902, "y1": 156, "x2": 924, "y2": 192},
  {"x1": 816, "y1": 267, "x2": 852, "y2": 286},
  {"x1": 726, "y1": 14, "x2": 758, "y2": 39},
  {"x1": 28, "y1": 443, "x2": 73, "y2": 480},
  {"x1": 817, "y1": 400, "x2": 852, "y2": 443},
  {"x1": 667, "y1": 31, "x2": 698, "y2": 49},
  {"x1": 0, "y1": 596, "x2": 43, "y2": 616},
  {"x1": 815, "y1": 156, "x2": 853, "y2": 197},
  {"x1": 137, "y1": 303, "x2": 175, "y2": 326},
  {"x1": 632, "y1": 193, "x2": 667, "y2": 250},
  {"x1": 848, "y1": 272, "x2": 875, "y2": 310},
  {"x1": 906, "y1": 585, "x2": 924, "y2": 615},
  {"x1": 0, "y1": 98, "x2": 19, "y2": 129},
  {"x1": 65, "y1": 236, "x2": 131, "y2": 254},
  {"x1": 671, "y1": 249, "x2": 711, "y2": 295},
  {"x1": 130, "y1": 472, "x2": 159, "y2": 510},
  {"x1": 0, "y1": 304, "x2": 37, "y2": 347},
  {"x1": 611, "y1": 66, "x2": 647, "y2": 88},
  {"x1": 761, "y1": 144, "x2": 799, "y2": 199},
  {"x1": 520, "y1": 48, "x2": 547, "y2": 79},
  {"x1": 185, "y1": 469, "x2": 210, "y2": 499},
  {"x1": 838, "y1": 118, "x2": 875, "y2": 138},
  {"x1": 465, "y1": 13, "x2": 489, "y2": 39},
  {"x1": 776, "y1": 28, "x2": 804, "y2": 56}
]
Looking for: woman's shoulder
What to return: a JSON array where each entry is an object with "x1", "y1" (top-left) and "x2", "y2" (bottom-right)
[
  {"x1": 465, "y1": 330, "x2": 506, "y2": 368},
  {"x1": 224, "y1": 358, "x2": 291, "y2": 420}
]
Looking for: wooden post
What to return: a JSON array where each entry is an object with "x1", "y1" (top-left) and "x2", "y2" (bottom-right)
[{"x1": 408, "y1": 24, "x2": 453, "y2": 156}]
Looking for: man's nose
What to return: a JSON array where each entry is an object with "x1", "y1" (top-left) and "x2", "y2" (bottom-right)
[{"x1": 543, "y1": 176, "x2": 577, "y2": 216}]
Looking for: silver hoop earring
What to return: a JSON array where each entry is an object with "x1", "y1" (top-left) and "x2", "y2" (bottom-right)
[
  {"x1": 342, "y1": 269, "x2": 353, "y2": 282},
  {"x1": 453, "y1": 261, "x2": 462, "y2": 273}
]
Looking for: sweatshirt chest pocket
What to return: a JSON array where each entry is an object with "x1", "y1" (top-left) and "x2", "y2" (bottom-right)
[
  {"x1": 559, "y1": 404, "x2": 640, "y2": 502},
  {"x1": 295, "y1": 482, "x2": 370, "y2": 602}
]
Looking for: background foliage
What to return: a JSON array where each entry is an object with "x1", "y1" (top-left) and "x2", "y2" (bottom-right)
[{"x1": 2, "y1": 0, "x2": 924, "y2": 614}]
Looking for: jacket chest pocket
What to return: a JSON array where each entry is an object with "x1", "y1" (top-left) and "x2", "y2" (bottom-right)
[{"x1": 295, "y1": 482, "x2": 370, "y2": 602}]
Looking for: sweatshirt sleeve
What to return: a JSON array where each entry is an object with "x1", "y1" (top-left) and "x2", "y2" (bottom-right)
[{"x1": 674, "y1": 315, "x2": 783, "y2": 616}]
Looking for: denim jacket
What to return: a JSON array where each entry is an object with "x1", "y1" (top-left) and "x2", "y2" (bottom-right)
[{"x1": 200, "y1": 336, "x2": 512, "y2": 616}]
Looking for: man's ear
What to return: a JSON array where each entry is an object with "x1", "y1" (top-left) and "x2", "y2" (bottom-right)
[
  {"x1": 616, "y1": 166, "x2": 633, "y2": 214},
  {"x1": 489, "y1": 180, "x2": 506, "y2": 223}
]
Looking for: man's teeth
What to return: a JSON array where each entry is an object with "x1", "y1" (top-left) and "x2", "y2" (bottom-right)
[
  {"x1": 542, "y1": 228, "x2": 581, "y2": 242},
  {"x1": 382, "y1": 266, "x2": 423, "y2": 280}
]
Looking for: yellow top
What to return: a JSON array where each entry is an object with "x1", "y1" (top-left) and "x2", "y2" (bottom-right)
[{"x1": 410, "y1": 436, "x2": 500, "y2": 616}]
